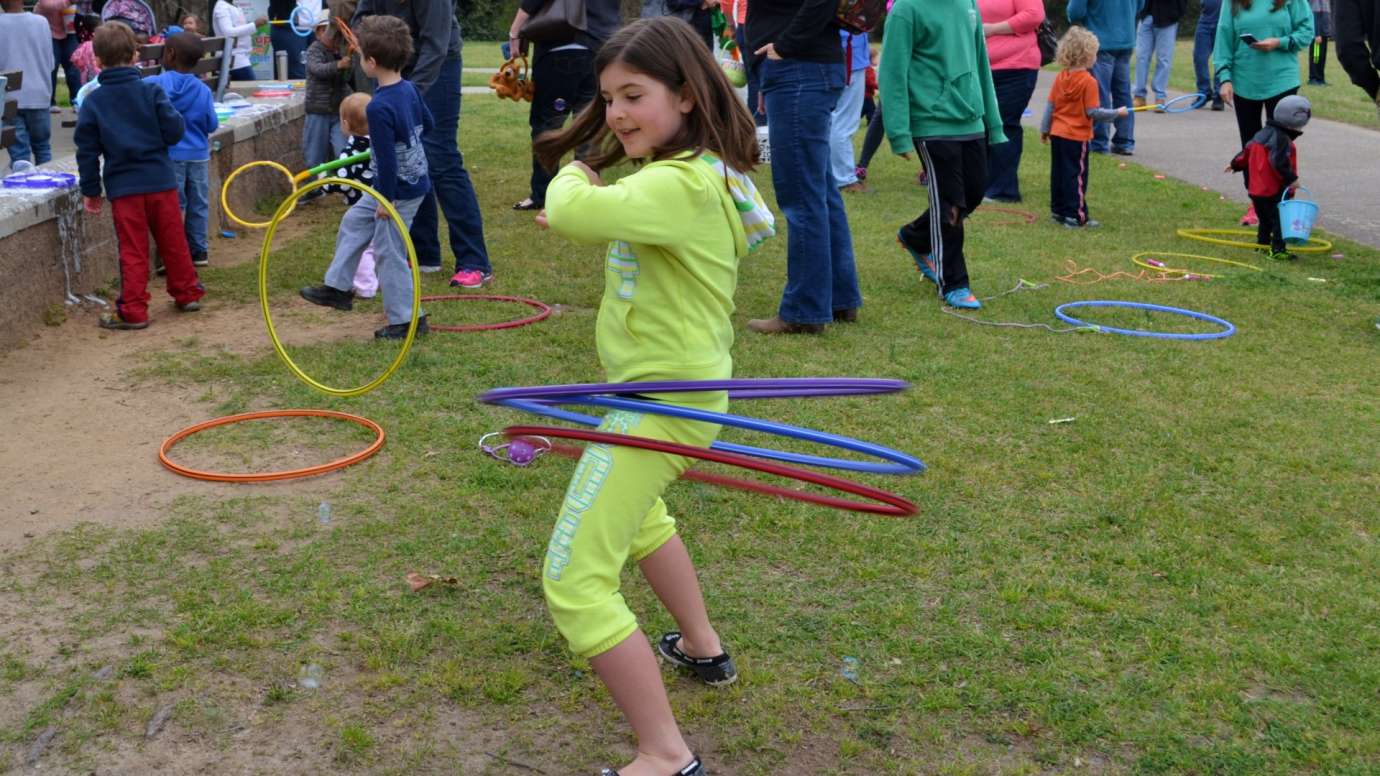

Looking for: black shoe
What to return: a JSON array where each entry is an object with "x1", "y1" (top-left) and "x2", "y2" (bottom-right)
[
  {"x1": 833, "y1": 308, "x2": 859, "y2": 323},
  {"x1": 191, "y1": 252, "x2": 209, "y2": 267},
  {"x1": 1211, "y1": 99, "x2": 1225, "y2": 111},
  {"x1": 177, "y1": 300, "x2": 202, "y2": 312},
  {"x1": 1111, "y1": 147, "x2": 1134, "y2": 157},
  {"x1": 299, "y1": 284, "x2": 354, "y2": 311},
  {"x1": 657, "y1": 632, "x2": 737, "y2": 686},
  {"x1": 299, "y1": 188, "x2": 325, "y2": 203},
  {"x1": 600, "y1": 756, "x2": 705, "y2": 776},
  {"x1": 374, "y1": 315, "x2": 429, "y2": 340}
]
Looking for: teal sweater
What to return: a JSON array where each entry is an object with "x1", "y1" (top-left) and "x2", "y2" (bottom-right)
[
  {"x1": 1067, "y1": 0, "x2": 1146, "y2": 53},
  {"x1": 1213, "y1": 0, "x2": 1314, "y2": 100},
  {"x1": 880, "y1": 0, "x2": 1005, "y2": 155}
]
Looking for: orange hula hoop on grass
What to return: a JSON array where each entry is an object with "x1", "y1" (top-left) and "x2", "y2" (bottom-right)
[{"x1": 159, "y1": 409, "x2": 385, "y2": 483}]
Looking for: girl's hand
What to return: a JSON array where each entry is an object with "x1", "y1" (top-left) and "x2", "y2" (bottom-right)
[
  {"x1": 535, "y1": 210, "x2": 549, "y2": 229},
  {"x1": 755, "y1": 42, "x2": 782, "y2": 60},
  {"x1": 83, "y1": 195, "x2": 102, "y2": 214},
  {"x1": 375, "y1": 204, "x2": 387, "y2": 220},
  {"x1": 570, "y1": 160, "x2": 602, "y2": 185},
  {"x1": 1219, "y1": 81, "x2": 1234, "y2": 106},
  {"x1": 336, "y1": 57, "x2": 351, "y2": 70},
  {"x1": 898, "y1": 151, "x2": 912, "y2": 160},
  {"x1": 1250, "y1": 37, "x2": 1281, "y2": 51}
]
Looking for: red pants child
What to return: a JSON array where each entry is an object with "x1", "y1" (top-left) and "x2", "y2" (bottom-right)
[{"x1": 111, "y1": 189, "x2": 205, "y2": 323}]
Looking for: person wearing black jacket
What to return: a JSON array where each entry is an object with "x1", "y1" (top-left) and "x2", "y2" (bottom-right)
[
  {"x1": 269, "y1": 0, "x2": 314, "y2": 79},
  {"x1": 1333, "y1": 0, "x2": 1380, "y2": 118},
  {"x1": 1132, "y1": 0, "x2": 1187, "y2": 109},
  {"x1": 745, "y1": 0, "x2": 862, "y2": 335},
  {"x1": 354, "y1": 0, "x2": 493, "y2": 288},
  {"x1": 509, "y1": 0, "x2": 622, "y2": 211}
]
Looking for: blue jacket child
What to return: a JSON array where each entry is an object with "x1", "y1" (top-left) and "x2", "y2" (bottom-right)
[
  {"x1": 73, "y1": 25, "x2": 203, "y2": 330},
  {"x1": 75, "y1": 65, "x2": 184, "y2": 200},
  {"x1": 147, "y1": 33, "x2": 221, "y2": 264}
]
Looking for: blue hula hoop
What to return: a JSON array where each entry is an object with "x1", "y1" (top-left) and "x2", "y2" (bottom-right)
[
  {"x1": 288, "y1": 7, "x2": 314, "y2": 36},
  {"x1": 1054, "y1": 300, "x2": 1236, "y2": 340},
  {"x1": 1162, "y1": 93, "x2": 1205, "y2": 113},
  {"x1": 480, "y1": 378, "x2": 926, "y2": 475}
]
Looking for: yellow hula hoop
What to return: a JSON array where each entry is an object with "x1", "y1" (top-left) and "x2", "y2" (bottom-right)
[
  {"x1": 259, "y1": 177, "x2": 422, "y2": 397},
  {"x1": 1131, "y1": 251, "x2": 1263, "y2": 278},
  {"x1": 1176, "y1": 227, "x2": 1333, "y2": 254},
  {"x1": 222, "y1": 159, "x2": 298, "y2": 229}
]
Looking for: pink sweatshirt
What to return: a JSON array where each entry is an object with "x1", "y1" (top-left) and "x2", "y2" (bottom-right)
[{"x1": 978, "y1": 0, "x2": 1044, "y2": 71}]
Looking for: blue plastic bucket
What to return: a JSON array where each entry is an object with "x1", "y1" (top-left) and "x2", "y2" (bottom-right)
[{"x1": 1279, "y1": 186, "x2": 1318, "y2": 246}]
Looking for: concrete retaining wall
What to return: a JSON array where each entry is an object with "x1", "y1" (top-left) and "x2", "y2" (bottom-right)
[{"x1": 0, "y1": 93, "x2": 306, "y2": 351}]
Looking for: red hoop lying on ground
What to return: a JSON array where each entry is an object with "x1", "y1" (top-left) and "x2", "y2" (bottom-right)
[
  {"x1": 419, "y1": 294, "x2": 552, "y2": 332},
  {"x1": 507, "y1": 425, "x2": 918, "y2": 516},
  {"x1": 160, "y1": 409, "x2": 385, "y2": 482},
  {"x1": 971, "y1": 206, "x2": 1038, "y2": 226}
]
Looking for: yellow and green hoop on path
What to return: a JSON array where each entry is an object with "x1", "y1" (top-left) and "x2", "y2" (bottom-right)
[
  {"x1": 1176, "y1": 227, "x2": 1333, "y2": 254},
  {"x1": 258, "y1": 176, "x2": 421, "y2": 397}
]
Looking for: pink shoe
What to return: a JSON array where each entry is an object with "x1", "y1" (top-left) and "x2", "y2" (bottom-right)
[
  {"x1": 1240, "y1": 204, "x2": 1258, "y2": 226},
  {"x1": 449, "y1": 269, "x2": 493, "y2": 289}
]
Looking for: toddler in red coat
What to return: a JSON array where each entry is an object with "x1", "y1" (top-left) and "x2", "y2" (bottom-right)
[{"x1": 1226, "y1": 94, "x2": 1311, "y2": 261}]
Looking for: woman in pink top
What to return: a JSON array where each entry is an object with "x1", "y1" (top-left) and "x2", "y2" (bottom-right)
[
  {"x1": 36, "y1": 0, "x2": 82, "y2": 109},
  {"x1": 978, "y1": 0, "x2": 1044, "y2": 202}
]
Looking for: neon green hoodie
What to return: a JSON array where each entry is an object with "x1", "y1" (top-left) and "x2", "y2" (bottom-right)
[
  {"x1": 880, "y1": 0, "x2": 1006, "y2": 155},
  {"x1": 545, "y1": 155, "x2": 775, "y2": 384}
]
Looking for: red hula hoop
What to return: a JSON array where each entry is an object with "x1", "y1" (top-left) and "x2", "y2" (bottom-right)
[
  {"x1": 419, "y1": 294, "x2": 552, "y2": 332},
  {"x1": 508, "y1": 426, "x2": 917, "y2": 517}
]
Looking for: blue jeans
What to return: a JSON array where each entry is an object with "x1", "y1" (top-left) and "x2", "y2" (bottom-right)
[
  {"x1": 410, "y1": 56, "x2": 491, "y2": 274},
  {"x1": 51, "y1": 35, "x2": 82, "y2": 105},
  {"x1": 985, "y1": 68, "x2": 1038, "y2": 201},
  {"x1": 302, "y1": 112, "x2": 345, "y2": 170},
  {"x1": 1194, "y1": 1, "x2": 1222, "y2": 98},
  {"x1": 7, "y1": 108, "x2": 52, "y2": 166},
  {"x1": 1134, "y1": 18, "x2": 1179, "y2": 102},
  {"x1": 1091, "y1": 50, "x2": 1135, "y2": 153},
  {"x1": 270, "y1": 23, "x2": 307, "y2": 79},
  {"x1": 829, "y1": 68, "x2": 867, "y2": 186},
  {"x1": 172, "y1": 159, "x2": 210, "y2": 256},
  {"x1": 760, "y1": 59, "x2": 861, "y2": 324},
  {"x1": 734, "y1": 25, "x2": 766, "y2": 126}
]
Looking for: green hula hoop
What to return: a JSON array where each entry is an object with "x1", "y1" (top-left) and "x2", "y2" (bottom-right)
[{"x1": 258, "y1": 177, "x2": 421, "y2": 397}]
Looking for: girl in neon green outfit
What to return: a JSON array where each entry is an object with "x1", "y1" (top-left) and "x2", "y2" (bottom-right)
[{"x1": 531, "y1": 16, "x2": 775, "y2": 776}]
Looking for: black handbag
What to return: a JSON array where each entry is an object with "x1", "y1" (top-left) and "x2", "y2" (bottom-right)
[
  {"x1": 519, "y1": 0, "x2": 588, "y2": 44},
  {"x1": 1036, "y1": 20, "x2": 1058, "y2": 66}
]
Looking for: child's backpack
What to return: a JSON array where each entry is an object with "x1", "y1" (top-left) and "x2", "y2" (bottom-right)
[{"x1": 836, "y1": 0, "x2": 887, "y2": 33}]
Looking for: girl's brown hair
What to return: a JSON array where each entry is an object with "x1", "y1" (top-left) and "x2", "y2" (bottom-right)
[
  {"x1": 1232, "y1": 0, "x2": 1288, "y2": 13},
  {"x1": 533, "y1": 16, "x2": 758, "y2": 174}
]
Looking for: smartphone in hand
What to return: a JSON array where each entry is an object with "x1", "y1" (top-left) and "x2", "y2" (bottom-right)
[
  {"x1": 501, "y1": 41, "x2": 511, "y2": 59},
  {"x1": 1240, "y1": 33, "x2": 1259, "y2": 45}
]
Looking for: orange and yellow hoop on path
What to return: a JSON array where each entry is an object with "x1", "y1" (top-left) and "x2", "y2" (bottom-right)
[{"x1": 159, "y1": 409, "x2": 385, "y2": 482}]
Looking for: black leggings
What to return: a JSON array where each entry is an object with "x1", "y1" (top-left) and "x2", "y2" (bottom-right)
[
  {"x1": 859, "y1": 101, "x2": 886, "y2": 170},
  {"x1": 1232, "y1": 87, "x2": 1299, "y2": 146}
]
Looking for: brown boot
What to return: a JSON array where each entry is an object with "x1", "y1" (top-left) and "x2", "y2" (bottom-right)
[{"x1": 747, "y1": 316, "x2": 825, "y2": 335}]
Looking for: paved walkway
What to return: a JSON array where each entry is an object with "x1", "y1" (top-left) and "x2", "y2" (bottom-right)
[{"x1": 1028, "y1": 71, "x2": 1380, "y2": 249}]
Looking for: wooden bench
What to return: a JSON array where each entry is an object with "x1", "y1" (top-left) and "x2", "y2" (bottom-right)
[
  {"x1": 1, "y1": 70, "x2": 23, "y2": 153},
  {"x1": 136, "y1": 36, "x2": 232, "y2": 101}
]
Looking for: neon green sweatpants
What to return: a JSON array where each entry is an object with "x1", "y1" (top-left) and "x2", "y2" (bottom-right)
[{"x1": 543, "y1": 392, "x2": 726, "y2": 659}]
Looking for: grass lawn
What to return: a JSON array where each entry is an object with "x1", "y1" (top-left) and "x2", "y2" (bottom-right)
[
  {"x1": 1148, "y1": 39, "x2": 1378, "y2": 129},
  {"x1": 2, "y1": 89, "x2": 1378, "y2": 773}
]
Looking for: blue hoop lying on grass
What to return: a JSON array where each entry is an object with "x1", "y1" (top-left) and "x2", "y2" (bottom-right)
[
  {"x1": 479, "y1": 378, "x2": 926, "y2": 475},
  {"x1": 1054, "y1": 300, "x2": 1236, "y2": 340}
]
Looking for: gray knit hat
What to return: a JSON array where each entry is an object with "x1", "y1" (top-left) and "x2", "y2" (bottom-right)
[{"x1": 1273, "y1": 95, "x2": 1312, "y2": 130}]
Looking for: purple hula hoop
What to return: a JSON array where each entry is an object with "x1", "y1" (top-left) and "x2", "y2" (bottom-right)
[{"x1": 479, "y1": 378, "x2": 908, "y2": 404}]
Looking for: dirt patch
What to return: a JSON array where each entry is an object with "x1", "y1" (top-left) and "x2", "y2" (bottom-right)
[{"x1": 0, "y1": 215, "x2": 363, "y2": 552}]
